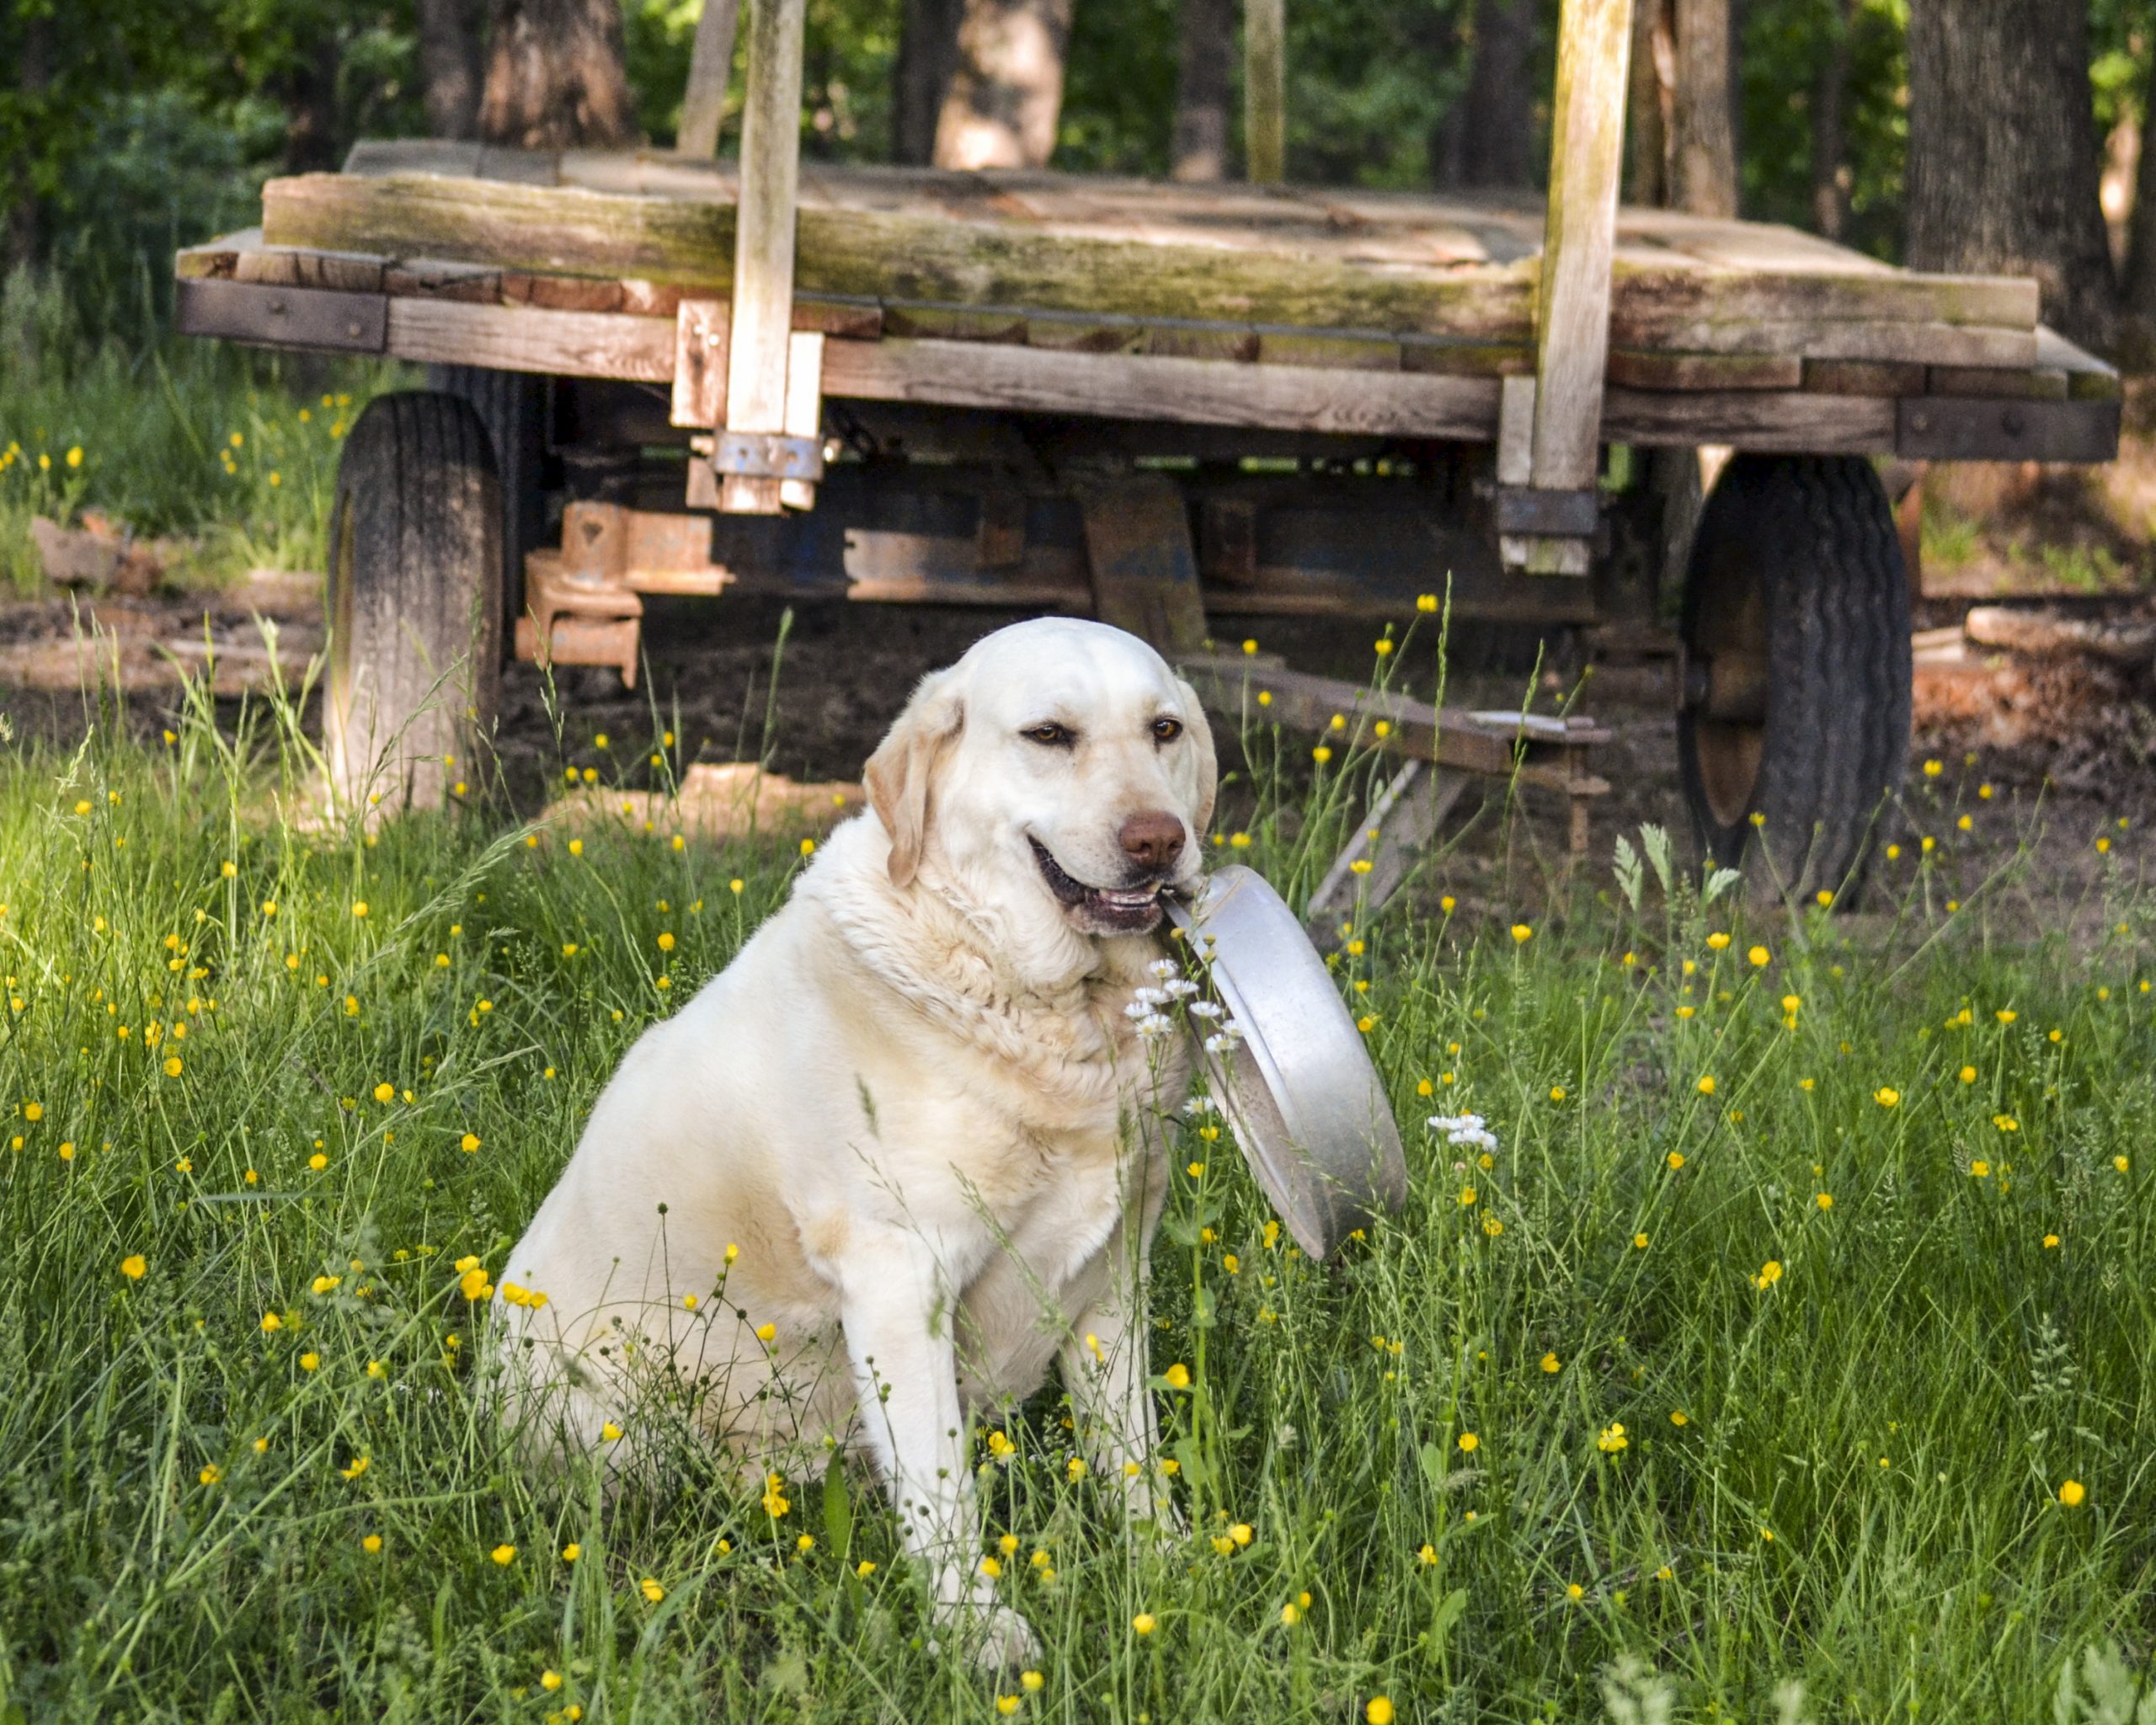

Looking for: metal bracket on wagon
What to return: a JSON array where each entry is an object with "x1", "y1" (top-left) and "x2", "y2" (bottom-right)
[{"x1": 707, "y1": 431, "x2": 825, "y2": 482}]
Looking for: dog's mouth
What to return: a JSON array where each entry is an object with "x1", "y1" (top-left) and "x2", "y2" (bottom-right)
[{"x1": 1029, "y1": 839, "x2": 1167, "y2": 932}]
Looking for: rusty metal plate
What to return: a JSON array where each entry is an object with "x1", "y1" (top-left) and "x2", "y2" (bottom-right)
[
  {"x1": 560, "y1": 501, "x2": 716, "y2": 583},
  {"x1": 176, "y1": 277, "x2": 387, "y2": 354},
  {"x1": 1897, "y1": 397, "x2": 2120, "y2": 463}
]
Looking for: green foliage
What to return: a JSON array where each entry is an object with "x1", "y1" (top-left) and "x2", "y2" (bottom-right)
[
  {"x1": 0, "y1": 265, "x2": 404, "y2": 589},
  {"x1": 0, "y1": 665, "x2": 2152, "y2": 1716},
  {"x1": 1737, "y1": 0, "x2": 1909, "y2": 260},
  {"x1": 623, "y1": 0, "x2": 903, "y2": 158}
]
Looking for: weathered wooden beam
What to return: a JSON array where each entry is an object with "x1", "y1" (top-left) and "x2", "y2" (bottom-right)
[
  {"x1": 678, "y1": 0, "x2": 742, "y2": 158},
  {"x1": 721, "y1": 0, "x2": 808, "y2": 514},
  {"x1": 384, "y1": 299, "x2": 675, "y2": 377},
  {"x1": 819, "y1": 337, "x2": 1502, "y2": 436},
  {"x1": 262, "y1": 170, "x2": 2053, "y2": 361},
  {"x1": 1605, "y1": 347, "x2": 1801, "y2": 390},
  {"x1": 1177, "y1": 654, "x2": 1609, "y2": 791},
  {"x1": 1529, "y1": 0, "x2": 1633, "y2": 495},
  {"x1": 1604, "y1": 387, "x2": 1896, "y2": 451}
]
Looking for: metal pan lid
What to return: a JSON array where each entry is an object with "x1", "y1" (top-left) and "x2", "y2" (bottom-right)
[{"x1": 1166, "y1": 865, "x2": 1408, "y2": 1259}]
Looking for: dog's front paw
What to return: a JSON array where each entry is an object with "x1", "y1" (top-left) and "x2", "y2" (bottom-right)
[{"x1": 950, "y1": 1603, "x2": 1042, "y2": 1673}]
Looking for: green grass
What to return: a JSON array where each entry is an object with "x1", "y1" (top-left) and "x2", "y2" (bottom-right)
[
  {"x1": 2, "y1": 674, "x2": 2153, "y2": 1724},
  {"x1": 0, "y1": 265, "x2": 405, "y2": 593}
]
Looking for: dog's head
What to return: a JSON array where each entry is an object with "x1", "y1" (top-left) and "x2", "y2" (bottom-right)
[{"x1": 865, "y1": 619, "x2": 1217, "y2": 949}]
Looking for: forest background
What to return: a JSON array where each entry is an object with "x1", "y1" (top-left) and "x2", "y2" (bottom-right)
[{"x1": 5, "y1": 0, "x2": 2156, "y2": 364}]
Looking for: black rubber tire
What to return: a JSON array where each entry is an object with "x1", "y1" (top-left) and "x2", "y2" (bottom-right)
[
  {"x1": 1676, "y1": 453, "x2": 1911, "y2": 901},
  {"x1": 426, "y1": 364, "x2": 547, "y2": 643},
  {"x1": 326, "y1": 392, "x2": 502, "y2": 814}
]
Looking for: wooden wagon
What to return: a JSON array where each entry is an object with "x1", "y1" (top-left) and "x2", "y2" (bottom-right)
[{"x1": 173, "y1": 0, "x2": 2121, "y2": 904}]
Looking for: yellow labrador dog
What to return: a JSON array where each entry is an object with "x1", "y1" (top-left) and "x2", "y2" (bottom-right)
[{"x1": 497, "y1": 617, "x2": 1216, "y2": 1664}]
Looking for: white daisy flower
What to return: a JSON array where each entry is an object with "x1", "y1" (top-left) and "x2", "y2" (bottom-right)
[
  {"x1": 1134, "y1": 1012, "x2": 1174, "y2": 1039},
  {"x1": 1186, "y1": 1000, "x2": 1224, "y2": 1019}
]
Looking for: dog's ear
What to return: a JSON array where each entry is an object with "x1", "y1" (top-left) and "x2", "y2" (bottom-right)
[
  {"x1": 1176, "y1": 678, "x2": 1219, "y2": 837},
  {"x1": 864, "y1": 670, "x2": 964, "y2": 888}
]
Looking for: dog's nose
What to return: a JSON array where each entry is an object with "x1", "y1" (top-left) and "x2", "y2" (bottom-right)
[{"x1": 1118, "y1": 809, "x2": 1186, "y2": 873}]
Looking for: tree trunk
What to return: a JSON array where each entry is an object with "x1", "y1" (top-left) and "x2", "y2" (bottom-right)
[
  {"x1": 1432, "y1": 0, "x2": 1536, "y2": 190},
  {"x1": 1807, "y1": 0, "x2": 1852, "y2": 239},
  {"x1": 2121, "y1": 48, "x2": 2156, "y2": 354},
  {"x1": 478, "y1": 0, "x2": 638, "y2": 151},
  {"x1": 6, "y1": 9, "x2": 50, "y2": 272},
  {"x1": 1626, "y1": 0, "x2": 1672, "y2": 206},
  {"x1": 894, "y1": 0, "x2": 962, "y2": 164},
  {"x1": 1171, "y1": 0, "x2": 1232, "y2": 183},
  {"x1": 1668, "y1": 0, "x2": 1735, "y2": 216},
  {"x1": 933, "y1": 0, "x2": 1073, "y2": 169},
  {"x1": 417, "y1": 0, "x2": 484, "y2": 137},
  {"x1": 1906, "y1": 0, "x2": 2116, "y2": 352},
  {"x1": 282, "y1": 31, "x2": 345, "y2": 173}
]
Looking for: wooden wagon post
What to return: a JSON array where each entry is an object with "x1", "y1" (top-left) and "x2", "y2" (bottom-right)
[
  {"x1": 1500, "y1": 0, "x2": 1633, "y2": 575},
  {"x1": 677, "y1": 0, "x2": 742, "y2": 158},
  {"x1": 709, "y1": 0, "x2": 824, "y2": 515}
]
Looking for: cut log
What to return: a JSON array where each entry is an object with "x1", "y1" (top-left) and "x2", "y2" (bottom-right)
[{"x1": 1962, "y1": 606, "x2": 2156, "y2": 665}]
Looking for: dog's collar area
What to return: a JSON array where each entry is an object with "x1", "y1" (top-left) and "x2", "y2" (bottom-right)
[{"x1": 1029, "y1": 837, "x2": 1166, "y2": 926}]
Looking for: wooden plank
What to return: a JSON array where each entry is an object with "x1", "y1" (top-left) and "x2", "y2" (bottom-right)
[
  {"x1": 1604, "y1": 387, "x2": 1896, "y2": 451},
  {"x1": 1075, "y1": 473, "x2": 1209, "y2": 654},
  {"x1": 794, "y1": 296, "x2": 883, "y2": 339},
  {"x1": 1529, "y1": 0, "x2": 1632, "y2": 494},
  {"x1": 1608, "y1": 259, "x2": 2036, "y2": 329},
  {"x1": 1496, "y1": 376, "x2": 1536, "y2": 484},
  {"x1": 818, "y1": 337, "x2": 1502, "y2": 436},
  {"x1": 344, "y1": 140, "x2": 485, "y2": 177},
  {"x1": 1401, "y1": 336, "x2": 1534, "y2": 376},
  {"x1": 323, "y1": 146, "x2": 2041, "y2": 327},
  {"x1": 382, "y1": 258, "x2": 503, "y2": 302},
  {"x1": 1144, "y1": 321, "x2": 1260, "y2": 362},
  {"x1": 176, "y1": 231, "x2": 259, "y2": 278},
  {"x1": 183, "y1": 288, "x2": 2105, "y2": 457},
  {"x1": 1606, "y1": 347, "x2": 1801, "y2": 391},
  {"x1": 678, "y1": 0, "x2": 742, "y2": 158},
  {"x1": 1801, "y1": 358, "x2": 1924, "y2": 397},
  {"x1": 231, "y1": 246, "x2": 386, "y2": 292},
  {"x1": 269, "y1": 168, "x2": 2052, "y2": 357},
  {"x1": 672, "y1": 299, "x2": 729, "y2": 425},
  {"x1": 720, "y1": 0, "x2": 808, "y2": 515},
  {"x1": 504, "y1": 271, "x2": 626, "y2": 311},
  {"x1": 1024, "y1": 311, "x2": 1145, "y2": 353},
  {"x1": 262, "y1": 173, "x2": 1540, "y2": 337},
  {"x1": 1176, "y1": 654, "x2": 1604, "y2": 790},
  {"x1": 2034, "y1": 325, "x2": 2122, "y2": 401},
  {"x1": 778, "y1": 330, "x2": 825, "y2": 510},
  {"x1": 1244, "y1": 0, "x2": 1286, "y2": 184},
  {"x1": 882, "y1": 302, "x2": 1030, "y2": 343},
  {"x1": 1255, "y1": 328, "x2": 1402, "y2": 371},
  {"x1": 1609, "y1": 311, "x2": 2037, "y2": 367},
  {"x1": 384, "y1": 299, "x2": 675, "y2": 380},
  {"x1": 1305, "y1": 761, "x2": 1470, "y2": 928},
  {"x1": 1926, "y1": 365, "x2": 2069, "y2": 402}
]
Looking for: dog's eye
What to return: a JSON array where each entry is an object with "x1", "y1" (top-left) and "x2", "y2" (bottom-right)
[
  {"x1": 1022, "y1": 723, "x2": 1074, "y2": 747},
  {"x1": 1151, "y1": 717, "x2": 1183, "y2": 743}
]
